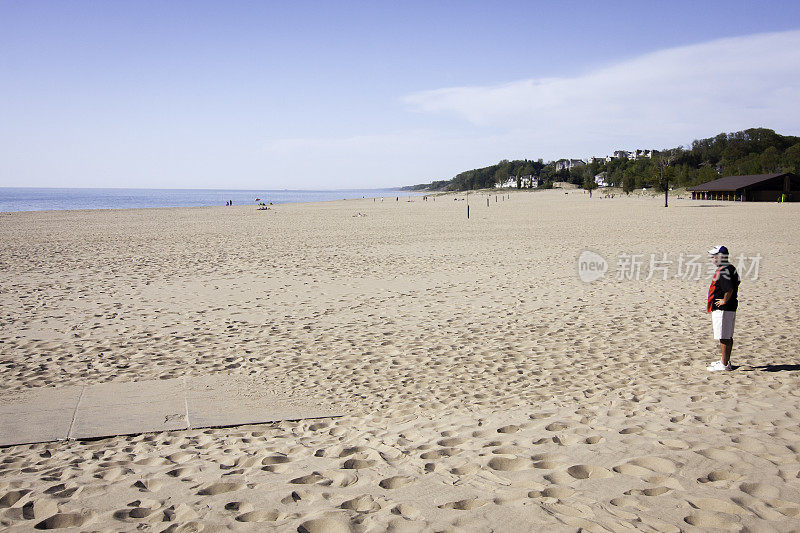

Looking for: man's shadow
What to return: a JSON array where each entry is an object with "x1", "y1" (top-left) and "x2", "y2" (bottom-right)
[{"x1": 740, "y1": 364, "x2": 800, "y2": 372}]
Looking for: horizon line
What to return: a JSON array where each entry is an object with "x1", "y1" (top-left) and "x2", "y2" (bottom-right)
[{"x1": 0, "y1": 186, "x2": 412, "y2": 192}]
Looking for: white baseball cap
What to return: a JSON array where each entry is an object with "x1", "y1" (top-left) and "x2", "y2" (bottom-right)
[{"x1": 708, "y1": 245, "x2": 729, "y2": 255}]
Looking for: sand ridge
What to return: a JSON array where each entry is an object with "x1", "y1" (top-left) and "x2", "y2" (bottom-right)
[{"x1": 1, "y1": 191, "x2": 799, "y2": 531}]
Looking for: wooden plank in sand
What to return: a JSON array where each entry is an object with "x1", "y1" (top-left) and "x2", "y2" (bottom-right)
[{"x1": 0, "y1": 377, "x2": 343, "y2": 447}]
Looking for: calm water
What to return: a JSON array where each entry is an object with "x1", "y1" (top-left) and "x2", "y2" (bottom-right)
[{"x1": 0, "y1": 187, "x2": 419, "y2": 213}]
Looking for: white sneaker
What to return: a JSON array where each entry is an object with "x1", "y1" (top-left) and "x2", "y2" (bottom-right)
[{"x1": 707, "y1": 361, "x2": 732, "y2": 371}]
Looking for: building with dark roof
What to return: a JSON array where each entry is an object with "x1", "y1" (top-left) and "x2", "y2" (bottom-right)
[{"x1": 686, "y1": 173, "x2": 799, "y2": 201}]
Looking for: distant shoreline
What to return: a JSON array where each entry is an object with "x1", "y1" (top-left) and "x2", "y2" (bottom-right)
[{"x1": 0, "y1": 187, "x2": 422, "y2": 214}]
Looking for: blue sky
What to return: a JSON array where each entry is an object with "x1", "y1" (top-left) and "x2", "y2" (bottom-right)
[{"x1": 2, "y1": 1, "x2": 799, "y2": 189}]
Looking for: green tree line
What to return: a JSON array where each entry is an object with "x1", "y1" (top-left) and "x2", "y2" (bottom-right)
[{"x1": 403, "y1": 128, "x2": 800, "y2": 192}]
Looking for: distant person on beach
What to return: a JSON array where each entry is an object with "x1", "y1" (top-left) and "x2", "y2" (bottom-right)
[{"x1": 706, "y1": 245, "x2": 740, "y2": 371}]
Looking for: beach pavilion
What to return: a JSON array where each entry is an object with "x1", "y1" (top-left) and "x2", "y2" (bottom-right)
[{"x1": 687, "y1": 172, "x2": 800, "y2": 201}]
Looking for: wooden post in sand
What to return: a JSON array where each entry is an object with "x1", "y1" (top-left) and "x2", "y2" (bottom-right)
[
  {"x1": 487, "y1": 197, "x2": 489, "y2": 207},
  {"x1": 467, "y1": 204, "x2": 469, "y2": 219}
]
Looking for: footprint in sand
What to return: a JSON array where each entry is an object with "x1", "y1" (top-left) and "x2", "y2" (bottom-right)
[
  {"x1": 222, "y1": 456, "x2": 262, "y2": 470},
  {"x1": 392, "y1": 503, "x2": 422, "y2": 520},
  {"x1": 34, "y1": 510, "x2": 95, "y2": 530},
  {"x1": 261, "y1": 455, "x2": 291, "y2": 465},
  {"x1": 0, "y1": 489, "x2": 30, "y2": 508},
  {"x1": 529, "y1": 486, "x2": 575, "y2": 499},
  {"x1": 688, "y1": 497, "x2": 749, "y2": 515},
  {"x1": 166, "y1": 451, "x2": 195, "y2": 464},
  {"x1": 439, "y1": 499, "x2": 487, "y2": 510},
  {"x1": 610, "y1": 496, "x2": 647, "y2": 510},
  {"x1": 731, "y1": 436, "x2": 768, "y2": 453},
  {"x1": 552, "y1": 434, "x2": 582, "y2": 446},
  {"x1": 696, "y1": 448, "x2": 741, "y2": 463},
  {"x1": 318, "y1": 470, "x2": 358, "y2": 488},
  {"x1": 338, "y1": 446, "x2": 370, "y2": 457},
  {"x1": 450, "y1": 464, "x2": 480, "y2": 476},
  {"x1": 541, "y1": 501, "x2": 595, "y2": 519},
  {"x1": 765, "y1": 499, "x2": 800, "y2": 517},
  {"x1": 236, "y1": 509, "x2": 281, "y2": 522},
  {"x1": 342, "y1": 458, "x2": 375, "y2": 469},
  {"x1": 224, "y1": 501, "x2": 254, "y2": 513},
  {"x1": 291, "y1": 473, "x2": 325, "y2": 485},
  {"x1": 166, "y1": 466, "x2": 199, "y2": 479},
  {"x1": 683, "y1": 511, "x2": 740, "y2": 530},
  {"x1": 44, "y1": 483, "x2": 81, "y2": 498},
  {"x1": 739, "y1": 482, "x2": 779, "y2": 499},
  {"x1": 113, "y1": 506, "x2": 158, "y2": 521},
  {"x1": 658, "y1": 438, "x2": 689, "y2": 450},
  {"x1": 488, "y1": 456, "x2": 531, "y2": 471},
  {"x1": 490, "y1": 445, "x2": 525, "y2": 455},
  {"x1": 197, "y1": 482, "x2": 244, "y2": 495},
  {"x1": 615, "y1": 457, "x2": 677, "y2": 478},
  {"x1": 437, "y1": 437, "x2": 467, "y2": 446},
  {"x1": 423, "y1": 447, "x2": 461, "y2": 459},
  {"x1": 625, "y1": 486, "x2": 671, "y2": 497},
  {"x1": 133, "y1": 456, "x2": 169, "y2": 466},
  {"x1": 281, "y1": 489, "x2": 317, "y2": 504},
  {"x1": 22, "y1": 500, "x2": 58, "y2": 521},
  {"x1": 341, "y1": 494, "x2": 380, "y2": 512},
  {"x1": 133, "y1": 478, "x2": 163, "y2": 492},
  {"x1": 379, "y1": 476, "x2": 413, "y2": 489},
  {"x1": 698, "y1": 470, "x2": 742, "y2": 483},
  {"x1": 613, "y1": 463, "x2": 652, "y2": 478},
  {"x1": 566, "y1": 464, "x2": 613, "y2": 480},
  {"x1": 532, "y1": 459, "x2": 562, "y2": 469},
  {"x1": 544, "y1": 471, "x2": 575, "y2": 484},
  {"x1": 298, "y1": 517, "x2": 352, "y2": 533},
  {"x1": 95, "y1": 466, "x2": 131, "y2": 482}
]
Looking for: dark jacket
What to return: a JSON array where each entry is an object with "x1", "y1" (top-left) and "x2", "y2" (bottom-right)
[{"x1": 707, "y1": 263, "x2": 739, "y2": 312}]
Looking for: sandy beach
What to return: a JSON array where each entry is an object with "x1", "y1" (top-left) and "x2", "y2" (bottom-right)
[{"x1": 1, "y1": 190, "x2": 799, "y2": 532}]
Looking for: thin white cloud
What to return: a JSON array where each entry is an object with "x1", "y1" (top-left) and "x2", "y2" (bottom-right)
[
  {"x1": 262, "y1": 30, "x2": 800, "y2": 187},
  {"x1": 403, "y1": 30, "x2": 800, "y2": 152}
]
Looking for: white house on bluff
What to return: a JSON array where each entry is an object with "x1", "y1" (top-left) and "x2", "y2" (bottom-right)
[
  {"x1": 495, "y1": 175, "x2": 541, "y2": 188},
  {"x1": 603, "y1": 149, "x2": 658, "y2": 162},
  {"x1": 628, "y1": 149, "x2": 658, "y2": 160},
  {"x1": 555, "y1": 159, "x2": 585, "y2": 172}
]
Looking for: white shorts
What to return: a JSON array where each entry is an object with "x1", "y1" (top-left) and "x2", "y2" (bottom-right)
[{"x1": 712, "y1": 310, "x2": 736, "y2": 340}]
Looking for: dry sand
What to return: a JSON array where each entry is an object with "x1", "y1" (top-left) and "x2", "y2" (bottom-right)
[{"x1": 1, "y1": 190, "x2": 799, "y2": 532}]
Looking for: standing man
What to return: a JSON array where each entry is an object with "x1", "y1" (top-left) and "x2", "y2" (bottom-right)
[{"x1": 706, "y1": 245, "x2": 740, "y2": 371}]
